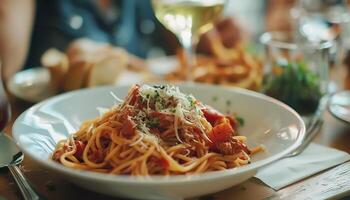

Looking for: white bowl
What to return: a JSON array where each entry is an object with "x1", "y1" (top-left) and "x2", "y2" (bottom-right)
[{"x1": 12, "y1": 83, "x2": 305, "y2": 200}]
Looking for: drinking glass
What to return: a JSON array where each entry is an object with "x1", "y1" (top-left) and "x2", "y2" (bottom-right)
[
  {"x1": 292, "y1": 0, "x2": 350, "y2": 41},
  {"x1": 0, "y1": 63, "x2": 11, "y2": 132},
  {"x1": 260, "y1": 32, "x2": 332, "y2": 117},
  {"x1": 292, "y1": 0, "x2": 350, "y2": 91},
  {"x1": 0, "y1": 62, "x2": 40, "y2": 199},
  {"x1": 152, "y1": 0, "x2": 225, "y2": 80}
]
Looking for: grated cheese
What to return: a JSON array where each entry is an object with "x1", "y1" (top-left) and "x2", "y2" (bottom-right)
[{"x1": 127, "y1": 85, "x2": 208, "y2": 145}]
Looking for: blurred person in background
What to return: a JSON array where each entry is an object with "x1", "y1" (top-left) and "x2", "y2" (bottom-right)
[
  {"x1": 1, "y1": 0, "x2": 169, "y2": 80},
  {"x1": 0, "y1": 0, "x2": 294, "y2": 81}
]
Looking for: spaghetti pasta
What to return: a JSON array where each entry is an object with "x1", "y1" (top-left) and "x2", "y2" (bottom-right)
[{"x1": 52, "y1": 84, "x2": 261, "y2": 175}]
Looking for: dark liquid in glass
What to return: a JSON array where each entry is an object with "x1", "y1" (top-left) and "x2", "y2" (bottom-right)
[
  {"x1": 0, "y1": 78, "x2": 10, "y2": 131},
  {"x1": 0, "y1": 98, "x2": 10, "y2": 131}
]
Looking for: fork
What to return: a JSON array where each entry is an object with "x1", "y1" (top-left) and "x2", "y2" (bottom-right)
[
  {"x1": 283, "y1": 95, "x2": 328, "y2": 158},
  {"x1": 0, "y1": 134, "x2": 40, "y2": 200},
  {"x1": 284, "y1": 118, "x2": 323, "y2": 158}
]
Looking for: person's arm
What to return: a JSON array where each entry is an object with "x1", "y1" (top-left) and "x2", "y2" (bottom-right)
[
  {"x1": 0, "y1": 0, "x2": 35, "y2": 81},
  {"x1": 266, "y1": 0, "x2": 295, "y2": 31}
]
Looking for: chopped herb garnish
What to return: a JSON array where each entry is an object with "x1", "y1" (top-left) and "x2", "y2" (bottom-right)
[
  {"x1": 141, "y1": 95, "x2": 149, "y2": 104},
  {"x1": 154, "y1": 90, "x2": 160, "y2": 98},
  {"x1": 212, "y1": 96, "x2": 218, "y2": 102},
  {"x1": 153, "y1": 85, "x2": 166, "y2": 90},
  {"x1": 146, "y1": 118, "x2": 160, "y2": 128},
  {"x1": 236, "y1": 116, "x2": 245, "y2": 126},
  {"x1": 226, "y1": 100, "x2": 231, "y2": 106},
  {"x1": 186, "y1": 95, "x2": 195, "y2": 108}
]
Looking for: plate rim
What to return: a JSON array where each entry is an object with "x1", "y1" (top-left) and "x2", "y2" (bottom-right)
[{"x1": 328, "y1": 90, "x2": 350, "y2": 124}]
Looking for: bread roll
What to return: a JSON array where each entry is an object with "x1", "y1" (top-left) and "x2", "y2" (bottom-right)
[
  {"x1": 85, "y1": 48, "x2": 128, "y2": 87},
  {"x1": 62, "y1": 60, "x2": 92, "y2": 91},
  {"x1": 65, "y1": 38, "x2": 107, "y2": 64},
  {"x1": 42, "y1": 39, "x2": 132, "y2": 92},
  {"x1": 41, "y1": 48, "x2": 69, "y2": 91},
  {"x1": 127, "y1": 53, "x2": 147, "y2": 71}
]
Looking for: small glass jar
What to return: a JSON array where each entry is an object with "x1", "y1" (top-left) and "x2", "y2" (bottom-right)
[{"x1": 260, "y1": 32, "x2": 332, "y2": 116}]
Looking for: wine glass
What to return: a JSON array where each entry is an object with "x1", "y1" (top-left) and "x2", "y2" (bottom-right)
[{"x1": 152, "y1": 0, "x2": 225, "y2": 80}]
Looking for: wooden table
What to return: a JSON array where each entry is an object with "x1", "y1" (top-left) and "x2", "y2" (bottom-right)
[{"x1": 1, "y1": 67, "x2": 350, "y2": 200}]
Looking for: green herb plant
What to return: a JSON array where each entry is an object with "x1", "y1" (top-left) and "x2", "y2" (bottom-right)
[{"x1": 263, "y1": 61, "x2": 323, "y2": 115}]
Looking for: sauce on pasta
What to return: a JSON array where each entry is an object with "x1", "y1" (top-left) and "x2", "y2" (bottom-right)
[{"x1": 52, "y1": 84, "x2": 261, "y2": 175}]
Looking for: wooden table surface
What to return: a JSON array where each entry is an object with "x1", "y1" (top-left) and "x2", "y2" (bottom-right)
[{"x1": 1, "y1": 66, "x2": 350, "y2": 200}]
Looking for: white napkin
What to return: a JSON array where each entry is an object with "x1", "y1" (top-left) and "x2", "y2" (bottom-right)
[{"x1": 255, "y1": 143, "x2": 350, "y2": 190}]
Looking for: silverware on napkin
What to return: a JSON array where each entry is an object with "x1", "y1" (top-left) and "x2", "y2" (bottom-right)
[
  {"x1": 0, "y1": 134, "x2": 40, "y2": 200},
  {"x1": 284, "y1": 95, "x2": 328, "y2": 158}
]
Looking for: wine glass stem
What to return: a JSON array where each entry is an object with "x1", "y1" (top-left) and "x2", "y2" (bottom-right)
[{"x1": 179, "y1": 30, "x2": 196, "y2": 81}]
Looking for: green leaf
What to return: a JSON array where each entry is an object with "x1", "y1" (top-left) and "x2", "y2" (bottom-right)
[
  {"x1": 264, "y1": 61, "x2": 322, "y2": 115},
  {"x1": 146, "y1": 118, "x2": 160, "y2": 128},
  {"x1": 236, "y1": 116, "x2": 245, "y2": 126}
]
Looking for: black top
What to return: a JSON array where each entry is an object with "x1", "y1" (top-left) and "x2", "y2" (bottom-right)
[{"x1": 25, "y1": 0, "x2": 165, "y2": 68}]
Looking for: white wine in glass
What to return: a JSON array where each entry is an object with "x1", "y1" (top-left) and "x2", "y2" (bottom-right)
[{"x1": 152, "y1": 0, "x2": 225, "y2": 80}]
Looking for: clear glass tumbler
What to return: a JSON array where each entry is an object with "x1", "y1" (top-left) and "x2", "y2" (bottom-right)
[
  {"x1": 291, "y1": 0, "x2": 350, "y2": 91},
  {"x1": 260, "y1": 32, "x2": 332, "y2": 116}
]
